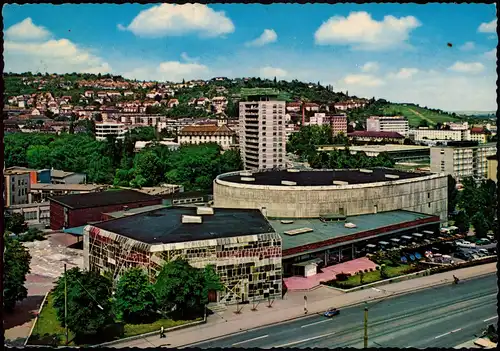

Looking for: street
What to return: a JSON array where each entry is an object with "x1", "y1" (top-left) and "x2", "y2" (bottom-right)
[{"x1": 189, "y1": 274, "x2": 497, "y2": 349}]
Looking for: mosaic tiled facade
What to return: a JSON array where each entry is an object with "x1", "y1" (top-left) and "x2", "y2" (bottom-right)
[{"x1": 83, "y1": 225, "x2": 283, "y2": 304}]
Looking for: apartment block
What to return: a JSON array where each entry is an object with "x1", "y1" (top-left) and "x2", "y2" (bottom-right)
[
  {"x1": 331, "y1": 114, "x2": 348, "y2": 135},
  {"x1": 4, "y1": 170, "x2": 31, "y2": 207},
  {"x1": 430, "y1": 142, "x2": 497, "y2": 180},
  {"x1": 367, "y1": 116, "x2": 409, "y2": 137},
  {"x1": 487, "y1": 155, "x2": 497, "y2": 183},
  {"x1": 411, "y1": 128, "x2": 470, "y2": 142},
  {"x1": 95, "y1": 121, "x2": 127, "y2": 141},
  {"x1": 239, "y1": 90, "x2": 286, "y2": 170}
]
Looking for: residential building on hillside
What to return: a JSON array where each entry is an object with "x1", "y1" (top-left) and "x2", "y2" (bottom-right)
[
  {"x1": 430, "y1": 142, "x2": 497, "y2": 180},
  {"x1": 307, "y1": 113, "x2": 330, "y2": 126},
  {"x1": 410, "y1": 128, "x2": 470, "y2": 142},
  {"x1": 95, "y1": 121, "x2": 127, "y2": 141},
  {"x1": 470, "y1": 127, "x2": 488, "y2": 143},
  {"x1": 239, "y1": 90, "x2": 286, "y2": 170},
  {"x1": 178, "y1": 125, "x2": 237, "y2": 150},
  {"x1": 447, "y1": 122, "x2": 469, "y2": 131},
  {"x1": 487, "y1": 155, "x2": 497, "y2": 183},
  {"x1": 331, "y1": 114, "x2": 348, "y2": 135},
  {"x1": 4, "y1": 169, "x2": 31, "y2": 207},
  {"x1": 367, "y1": 116, "x2": 409, "y2": 137}
]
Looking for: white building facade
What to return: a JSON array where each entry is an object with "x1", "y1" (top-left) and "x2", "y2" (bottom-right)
[
  {"x1": 95, "y1": 122, "x2": 127, "y2": 141},
  {"x1": 367, "y1": 116, "x2": 409, "y2": 137}
]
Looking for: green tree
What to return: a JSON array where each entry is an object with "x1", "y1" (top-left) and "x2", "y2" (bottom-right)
[
  {"x1": 26, "y1": 145, "x2": 52, "y2": 169},
  {"x1": 53, "y1": 268, "x2": 113, "y2": 339},
  {"x1": 154, "y1": 259, "x2": 206, "y2": 317},
  {"x1": 454, "y1": 210, "x2": 470, "y2": 233},
  {"x1": 114, "y1": 268, "x2": 157, "y2": 323},
  {"x1": 6, "y1": 213, "x2": 28, "y2": 234},
  {"x1": 3, "y1": 235, "x2": 32, "y2": 312},
  {"x1": 380, "y1": 264, "x2": 389, "y2": 280},
  {"x1": 471, "y1": 212, "x2": 489, "y2": 238}
]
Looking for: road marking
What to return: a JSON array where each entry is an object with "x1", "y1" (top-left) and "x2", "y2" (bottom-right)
[
  {"x1": 274, "y1": 331, "x2": 336, "y2": 348},
  {"x1": 301, "y1": 319, "x2": 331, "y2": 328},
  {"x1": 372, "y1": 288, "x2": 381, "y2": 292},
  {"x1": 435, "y1": 328, "x2": 462, "y2": 339},
  {"x1": 232, "y1": 335, "x2": 269, "y2": 346},
  {"x1": 484, "y1": 316, "x2": 498, "y2": 322}
]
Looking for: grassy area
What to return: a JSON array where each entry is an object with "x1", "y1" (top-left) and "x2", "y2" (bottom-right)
[
  {"x1": 29, "y1": 293, "x2": 200, "y2": 346},
  {"x1": 382, "y1": 104, "x2": 460, "y2": 127},
  {"x1": 329, "y1": 264, "x2": 412, "y2": 289},
  {"x1": 29, "y1": 294, "x2": 76, "y2": 346}
]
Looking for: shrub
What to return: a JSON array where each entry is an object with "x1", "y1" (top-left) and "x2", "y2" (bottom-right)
[
  {"x1": 376, "y1": 266, "x2": 380, "y2": 270},
  {"x1": 364, "y1": 269, "x2": 369, "y2": 273},
  {"x1": 335, "y1": 272, "x2": 350, "y2": 281}
]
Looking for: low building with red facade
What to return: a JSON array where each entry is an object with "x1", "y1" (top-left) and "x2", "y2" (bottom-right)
[
  {"x1": 83, "y1": 206, "x2": 282, "y2": 305},
  {"x1": 49, "y1": 189, "x2": 162, "y2": 230},
  {"x1": 268, "y1": 209, "x2": 441, "y2": 278}
]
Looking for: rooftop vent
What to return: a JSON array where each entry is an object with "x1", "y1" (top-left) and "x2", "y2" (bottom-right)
[
  {"x1": 359, "y1": 169, "x2": 373, "y2": 173},
  {"x1": 281, "y1": 180, "x2": 297, "y2": 186},
  {"x1": 240, "y1": 171, "x2": 253, "y2": 176},
  {"x1": 333, "y1": 180, "x2": 349, "y2": 185},
  {"x1": 287, "y1": 169, "x2": 300, "y2": 173},
  {"x1": 284, "y1": 227, "x2": 314, "y2": 236},
  {"x1": 197, "y1": 207, "x2": 214, "y2": 215},
  {"x1": 182, "y1": 215, "x2": 202, "y2": 224},
  {"x1": 280, "y1": 220, "x2": 294, "y2": 224},
  {"x1": 241, "y1": 177, "x2": 255, "y2": 182},
  {"x1": 385, "y1": 174, "x2": 400, "y2": 180}
]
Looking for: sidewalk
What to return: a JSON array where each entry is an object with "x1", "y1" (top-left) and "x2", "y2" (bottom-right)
[{"x1": 111, "y1": 262, "x2": 497, "y2": 348}]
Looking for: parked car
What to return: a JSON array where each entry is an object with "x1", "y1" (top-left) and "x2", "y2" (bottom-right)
[
  {"x1": 324, "y1": 308, "x2": 340, "y2": 318},
  {"x1": 476, "y1": 238, "x2": 491, "y2": 245},
  {"x1": 454, "y1": 251, "x2": 472, "y2": 261}
]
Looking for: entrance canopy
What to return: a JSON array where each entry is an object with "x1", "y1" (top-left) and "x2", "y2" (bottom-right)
[
  {"x1": 379, "y1": 241, "x2": 389, "y2": 245},
  {"x1": 366, "y1": 244, "x2": 376, "y2": 248},
  {"x1": 401, "y1": 235, "x2": 412, "y2": 240},
  {"x1": 423, "y1": 230, "x2": 434, "y2": 235},
  {"x1": 412, "y1": 233, "x2": 423, "y2": 237}
]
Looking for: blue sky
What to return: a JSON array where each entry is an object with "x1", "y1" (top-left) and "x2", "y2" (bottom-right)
[{"x1": 3, "y1": 3, "x2": 497, "y2": 111}]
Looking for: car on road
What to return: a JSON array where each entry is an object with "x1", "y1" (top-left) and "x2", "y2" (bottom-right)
[{"x1": 324, "y1": 308, "x2": 340, "y2": 318}]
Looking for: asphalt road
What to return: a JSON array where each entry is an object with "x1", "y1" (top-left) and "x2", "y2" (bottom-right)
[{"x1": 189, "y1": 274, "x2": 497, "y2": 349}]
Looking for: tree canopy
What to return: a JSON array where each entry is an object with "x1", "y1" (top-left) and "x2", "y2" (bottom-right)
[
  {"x1": 6, "y1": 213, "x2": 28, "y2": 234},
  {"x1": 53, "y1": 268, "x2": 114, "y2": 339},
  {"x1": 5, "y1": 132, "x2": 242, "y2": 190},
  {"x1": 3, "y1": 235, "x2": 32, "y2": 312}
]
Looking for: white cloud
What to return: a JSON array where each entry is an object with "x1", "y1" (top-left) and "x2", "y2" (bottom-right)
[
  {"x1": 343, "y1": 74, "x2": 385, "y2": 87},
  {"x1": 448, "y1": 61, "x2": 485, "y2": 74},
  {"x1": 180, "y1": 52, "x2": 199, "y2": 63},
  {"x1": 388, "y1": 67, "x2": 419, "y2": 79},
  {"x1": 4, "y1": 38, "x2": 111, "y2": 75},
  {"x1": 314, "y1": 11, "x2": 421, "y2": 50},
  {"x1": 459, "y1": 41, "x2": 475, "y2": 51},
  {"x1": 484, "y1": 48, "x2": 497, "y2": 60},
  {"x1": 259, "y1": 66, "x2": 287, "y2": 79},
  {"x1": 478, "y1": 19, "x2": 496, "y2": 33},
  {"x1": 123, "y1": 61, "x2": 210, "y2": 82},
  {"x1": 360, "y1": 62, "x2": 379, "y2": 73},
  {"x1": 245, "y1": 29, "x2": 278, "y2": 47},
  {"x1": 123, "y1": 4, "x2": 235, "y2": 38},
  {"x1": 5, "y1": 18, "x2": 51, "y2": 42}
]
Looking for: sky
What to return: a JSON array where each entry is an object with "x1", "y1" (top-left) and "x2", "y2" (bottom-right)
[{"x1": 3, "y1": 3, "x2": 497, "y2": 111}]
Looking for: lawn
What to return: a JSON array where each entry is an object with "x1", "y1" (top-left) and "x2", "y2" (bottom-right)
[
  {"x1": 382, "y1": 104, "x2": 460, "y2": 127},
  {"x1": 329, "y1": 264, "x2": 412, "y2": 289},
  {"x1": 29, "y1": 293, "x2": 200, "y2": 346}
]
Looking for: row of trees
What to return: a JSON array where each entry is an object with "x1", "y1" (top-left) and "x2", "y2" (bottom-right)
[
  {"x1": 51, "y1": 259, "x2": 222, "y2": 342},
  {"x1": 3, "y1": 235, "x2": 32, "y2": 312},
  {"x1": 4, "y1": 132, "x2": 242, "y2": 190},
  {"x1": 308, "y1": 149, "x2": 395, "y2": 169},
  {"x1": 453, "y1": 177, "x2": 497, "y2": 237}
]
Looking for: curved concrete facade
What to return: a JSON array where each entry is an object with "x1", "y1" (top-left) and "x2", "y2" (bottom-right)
[{"x1": 213, "y1": 169, "x2": 448, "y2": 222}]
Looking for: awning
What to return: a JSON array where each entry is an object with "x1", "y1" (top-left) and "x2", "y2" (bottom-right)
[
  {"x1": 391, "y1": 238, "x2": 400, "y2": 242},
  {"x1": 423, "y1": 230, "x2": 434, "y2": 235},
  {"x1": 412, "y1": 233, "x2": 423, "y2": 237},
  {"x1": 366, "y1": 244, "x2": 376, "y2": 248},
  {"x1": 401, "y1": 235, "x2": 412, "y2": 240},
  {"x1": 63, "y1": 225, "x2": 86, "y2": 236},
  {"x1": 379, "y1": 241, "x2": 389, "y2": 245},
  {"x1": 292, "y1": 257, "x2": 323, "y2": 267}
]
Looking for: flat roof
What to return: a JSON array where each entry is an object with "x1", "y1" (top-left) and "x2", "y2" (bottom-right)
[
  {"x1": 104, "y1": 204, "x2": 167, "y2": 219},
  {"x1": 219, "y1": 168, "x2": 431, "y2": 186},
  {"x1": 268, "y1": 210, "x2": 436, "y2": 251},
  {"x1": 49, "y1": 189, "x2": 161, "y2": 210},
  {"x1": 93, "y1": 207, "x2": 275, "y2": 244},
  {"x1": 31, "y1": 183, "x2": 104, "y2": 192},
  {"x1": 318, "y1": 144, "x2": 430, "y2": 153}
]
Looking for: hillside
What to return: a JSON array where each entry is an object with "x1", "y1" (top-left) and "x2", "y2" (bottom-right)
[{"x1": 382, "y1": 103, "x2": 462, "y2": 127}]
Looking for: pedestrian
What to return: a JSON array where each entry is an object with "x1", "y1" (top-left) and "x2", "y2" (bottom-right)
[{"x1": 160, "y1": 326, "x2": 165, "y2": 338}]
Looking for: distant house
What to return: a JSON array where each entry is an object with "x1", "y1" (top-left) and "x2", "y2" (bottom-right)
[
  {"x1": 51, "y1": 169, "x2": 87, "y2": 184},
  {"x1": 178, "y1": 124, "x2": 236, "y2": 150},
  {"x1": 303, "y1": 103, "x2": 319, "y2": 112},
  {"x1": 167, "y1": 99, "x2": 179, "y2": 108}
]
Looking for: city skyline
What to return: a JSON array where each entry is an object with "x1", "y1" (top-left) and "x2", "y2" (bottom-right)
[{"x1": 3, "y1": 3, "x2": 497, "y2": 111}]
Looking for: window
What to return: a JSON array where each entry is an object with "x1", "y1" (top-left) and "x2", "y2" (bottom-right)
[
  {"x1": 427, "y1": 193, "x2": 430, "y2": 199},
  {"x1": 428, "y1": 203, "x2": 431, "y2": 208}
]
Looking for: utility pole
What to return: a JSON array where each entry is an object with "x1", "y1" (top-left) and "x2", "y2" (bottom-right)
[
  {"x1": 363, "y1": 307, "x2": 368, "y2": 348},
  {"x1": 64, "y1": 264, "x2": 68, "y2": 346}
]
